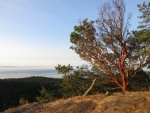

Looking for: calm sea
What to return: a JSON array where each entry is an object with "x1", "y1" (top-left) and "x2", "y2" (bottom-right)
[{"x1": 0, "y1": 66, "x2": 63, "y2": 79}]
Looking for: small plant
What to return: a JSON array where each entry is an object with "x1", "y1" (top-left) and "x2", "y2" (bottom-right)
[
  {"x1": 19, "y1": 97, "x2": 28, "y2": 105},
  {"x1": 36, "y1": 87, "x2": 54, "y2": 102}
]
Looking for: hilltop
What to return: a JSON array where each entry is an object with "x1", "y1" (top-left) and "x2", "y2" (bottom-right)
[{"x1": 3, "y1": 92, "x2": 150, "y2": 113}]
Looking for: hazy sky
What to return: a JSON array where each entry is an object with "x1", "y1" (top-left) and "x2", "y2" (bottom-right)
[{"x1": 0, "y1": 0, "x2": 149, "y2": 67}]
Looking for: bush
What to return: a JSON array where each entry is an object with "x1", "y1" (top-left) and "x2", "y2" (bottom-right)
[
  {"x1": 128, "y1": 70, "x2": 150, "y2": 91},
  {"x1": 19, "y1": 97, "x2": 28, "y2": 105},
  {"x1": 36, "y1": 87, "x2": 54, "y2": 102}
]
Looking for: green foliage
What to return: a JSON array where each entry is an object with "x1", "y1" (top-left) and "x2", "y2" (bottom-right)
[
  {"x1": 55, "y1": 64, "x2": 73, "y2": 75},
  {"x1": 1, "y1": 1, "x2": 150, "y2": 111},
  {"x1": 58, "y1": 64, "x2": 107, "y2": 98},
  {"x1": 60, "y1": 73, "x2": 89, "y2": 98},
  {"x1": 137, "y1": 2, "x2": 150, "y2": 29},
  {"x1": 136, "y1": 2, "x2": 150, "y2": 67},
  {"x1": 36, "y1": 87, "x2": 54, "y2": 102},
  {"x1": 70, "y1": 19, "x2": 96, "y2": 44},
  {"x1": 128, "y1": 70, "x2": 150, "y2": 91},
  {"x1": 19, "y1": 97, "x2": 28, "y2": 105},
  {"x1": 0, "y1": 77, "x2": 62, "y2": 112},
  {"x1": 70, "y1": 0, "x2": 149, "y2": 92},
  {"x1": 70, "y1": 19, "x2": 96, "y2": 59},
  {"x1": 1, "y1": 73, "x2": 149, "y2": 112}
]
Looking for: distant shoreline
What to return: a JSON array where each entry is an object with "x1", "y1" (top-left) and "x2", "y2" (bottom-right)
[
  {"x1": 0, "y1": 67, "x2": 63, "y2": 79},
  {"x1": 0, "y1": 66, "x2": 55, "y2": 69}
]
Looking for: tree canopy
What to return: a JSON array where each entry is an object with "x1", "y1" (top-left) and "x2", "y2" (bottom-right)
[
  {"x1": 136, "y1": 2, "x2": 150, "y2": 67},
  {"x1": 70, "y1": 0, "x2": 149, "y2": 92},
  {"x1": 137, "y1": 2, "x2": 150, "y2": 30}
]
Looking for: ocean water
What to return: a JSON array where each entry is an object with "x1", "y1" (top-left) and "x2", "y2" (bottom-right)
[{"x1": 0, "y1": 67, "x2": 63, "y2": 79}]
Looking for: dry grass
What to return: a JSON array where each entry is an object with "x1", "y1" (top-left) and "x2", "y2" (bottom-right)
[
  {"x1": 3, "y1": 92, "x2": 150, "y2": 113},
  {"x1": 94, "y1": 92, "x2": 150, "y2": 113}
]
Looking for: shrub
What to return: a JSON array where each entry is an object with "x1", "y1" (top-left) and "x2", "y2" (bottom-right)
[
  {"x1": 19, "y1": 97, "x2": 28, "y2": 105},
  {"x1": 36, "y1": 87, "x2": 54, "y2": 102}
]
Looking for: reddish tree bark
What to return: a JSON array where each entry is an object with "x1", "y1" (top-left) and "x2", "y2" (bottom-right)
[{"x1": 70, "y1": 0, "x2": 148, "y2": 93}]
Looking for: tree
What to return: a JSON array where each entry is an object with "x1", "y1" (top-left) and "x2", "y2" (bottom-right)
[
  {"x1": 137, "y1": 2, "x2": 150, "y2": 30},
  {"x1": 36, "y1": 87, "x2": 54, "y2": 102},
  {"x1": 55, "y1": 64, "x2": 84, "y2": 96},
  {"x1": 128, "y1": 70, "x2": 150, "y2": 91},
  {"x1": 75, "y1": 65, "x2": 97, "y2": 97},
  {"x1": 55, "y1": 64, "x2": 97, "y2": 97},
  {"x1": 55, "y1": 64, "x2": 73, "y2": 76},
  {"x1": 70, "y1": 0, "x2": 149, "y2": 93},
  {"x1": 136, "y1": 2, "x2": 150, "y2": 68}
]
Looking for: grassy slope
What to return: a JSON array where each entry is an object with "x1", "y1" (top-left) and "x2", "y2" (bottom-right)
[{"x1": 3, "y1": 92, "x2": 150, "y2": 113}]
